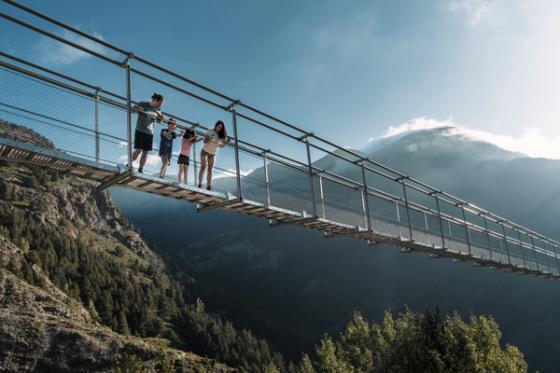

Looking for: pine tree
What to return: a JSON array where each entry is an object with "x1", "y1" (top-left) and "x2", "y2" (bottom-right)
[
  {"x1": 117, "y1": 309, "x2": 130, "y2": 335},
  {"x1": 114, "y1": 352, "x2": 143, "y2": 373}
]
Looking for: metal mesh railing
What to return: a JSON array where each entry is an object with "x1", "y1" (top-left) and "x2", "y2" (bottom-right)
[
  {"x1": 2, "y1": 58, "x2": 560, "y2": 277},
  {"x1": 0, "y1": 66, "x2": 126, "y2": 166},
  {"x1": 2, "y1": 1, "x2": 560, "y2": 280}
]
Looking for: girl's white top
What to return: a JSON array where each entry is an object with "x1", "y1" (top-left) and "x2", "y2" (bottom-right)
[{"x1": 202, "y1": 129, "x2": 223, "y2": 155}]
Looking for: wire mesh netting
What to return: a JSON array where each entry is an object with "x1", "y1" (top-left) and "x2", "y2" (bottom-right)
[
  {"x1": 2, "y1": 55, "x2": 560, "y2": 278},
  {"x1": 0, "y1": 66, "x2": 127, "y2": 166}
]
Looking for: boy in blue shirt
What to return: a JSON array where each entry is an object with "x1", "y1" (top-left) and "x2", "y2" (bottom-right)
[{"x1": 158, "y1": 118, "x2": 179, "y2": 178}]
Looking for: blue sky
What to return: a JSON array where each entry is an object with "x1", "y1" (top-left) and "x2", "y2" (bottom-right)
[{"x1": 2, "y1": 0, "x2": 560, "y2": 158}]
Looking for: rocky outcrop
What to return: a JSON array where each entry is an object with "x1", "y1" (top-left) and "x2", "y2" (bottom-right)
[
  {"x1": 0, "y1": 236, "x2": 232, "y2": 372},
  {"x1": 0, "y1": 121, "x2": 237, "y2": 372}
]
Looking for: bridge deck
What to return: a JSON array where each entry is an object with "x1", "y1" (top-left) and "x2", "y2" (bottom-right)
[
  {"x1": 1, "y1": 136, "x2": 556, "y2": 281},
  {"x1": 1, "y1": 16, "x2": 559, "y2": 283}
]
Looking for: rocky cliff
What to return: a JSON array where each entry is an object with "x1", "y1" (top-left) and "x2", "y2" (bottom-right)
[
  {"x1": 0, "y1": 121, "x2": 234, "y2": 372},
  {"x1": 0, "y1": 235, "x2": 230, "y2": 372}
]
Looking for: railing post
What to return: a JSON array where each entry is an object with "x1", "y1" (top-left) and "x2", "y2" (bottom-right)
[
  {"x1": 319, "y1": 175, "x2": 325, "y2": 219},
  {"x1": 483, "y1": 215, "x2": 493, "y2": 261},
  {"x1": 263, "y1": 152, "x2": 271, "y2": 206},
  {"x1": 434, "y1": 195, "x2": 445, "y2": 249},
  {"x1": 304, "y1": 138, "x2": 317, "y2": 217},
  {"x1": 543, "y1": 240, "x2": 552, "y2": 274},
  {"x1": 192, "y1": 126, "x2": 198, "y2": 185},
  {"x1": 551, "y1": 241, "x2": 560, "y2": 276},
  {"x1": 530, "y1": 235, "x2": 540, "y2": 273},
  {"x1": 231, "y1": 109, "x2": 242, "y2": 199},
  {"x1": 125, "y1": 58, "x2": 132, "y2": 170},
  {"x1": 401, "y1": 181, "x2": 413, "y2": 241},
  {"x1": 94, "y1": 88, "x2": 100, "y2": 162},
  {"x1": 516, "y1": 230, "x2": 527, "y2": 270},
  {"x1": 361, "y1": 164, "x2": 371, "y2": 231},
  {"x1": 460, "y1": 206, "x2": 472, "y2": 256},
  {"x1": 500, "y1": 223, "x2": 512, "y2": 266},
  {"x1": 361, "y1": 189, "x2": 368, "y2": 230}
]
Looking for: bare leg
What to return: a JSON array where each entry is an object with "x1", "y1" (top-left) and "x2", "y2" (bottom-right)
[
  {"x1": 159, "y1": 156, "x2": 168, "y2": 177},
  {"x1": 198, "y1": 154, "x2": 207, "y2": 187},
  {"x1": 178, "y1": 165, "x2": 183, "y2": 183},
  {"x1": 139, "y1": 150, "x2": 148, "y2": 171},
  {"x1": 183, "y1": 165, "x2": 189, "y2": 184},
  {"x1": 206, "y1": 156, "x2": 215, "y2": 188},
  {"x1": 132, "y1": 149, "x2": 142, "y2": 162}
]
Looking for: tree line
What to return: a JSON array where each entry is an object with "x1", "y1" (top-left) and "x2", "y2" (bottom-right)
[{"x1": 0, "y1": 153, "x2": 528, "y2": 372}]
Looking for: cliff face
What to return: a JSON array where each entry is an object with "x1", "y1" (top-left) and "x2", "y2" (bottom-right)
[
  {"x1": 0, "y1": 122, "x2": 233, "y2": 372},
  {"x1": 0, "y1": 236, "x2": 230, "y2": 372},
  {"x1": 0, "y1": 120, "x2": 162, "y2": 267}
]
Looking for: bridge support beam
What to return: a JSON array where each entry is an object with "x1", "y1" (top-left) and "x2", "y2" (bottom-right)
[
  {"x1": 268, "y1": 216, "x2": 318, "y2": 227},
  {"x1": 97, "y1": 170, "x2": 132, "y2": 191},
  {"x1": 196, "y1": 197, "x2": 242, "y2": 213}
]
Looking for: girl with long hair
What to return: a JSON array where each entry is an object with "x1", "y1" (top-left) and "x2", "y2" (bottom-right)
[{"x1": 198, "y1": 120, "x2": 228, "y2": 190}]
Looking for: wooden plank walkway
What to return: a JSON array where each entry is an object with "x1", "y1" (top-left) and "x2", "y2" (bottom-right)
[{"x1": 1, "y1": 136, "x2": 558, "y2": 281}]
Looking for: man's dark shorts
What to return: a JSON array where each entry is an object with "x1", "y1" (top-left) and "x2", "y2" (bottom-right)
[{"x1": 134, "y1": 130, "x2": 153, "y2": 151}]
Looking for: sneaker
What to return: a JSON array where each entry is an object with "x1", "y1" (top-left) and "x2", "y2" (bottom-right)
[
  {"x1": 138, "y1": 168, "x2": 143, "y2": 173},
  {"x1": 197, "y1": 184, "x2": 202, "y2": 188},
  {"x1": 206, "y1": 186, "x2": 212, "y2": 191}
]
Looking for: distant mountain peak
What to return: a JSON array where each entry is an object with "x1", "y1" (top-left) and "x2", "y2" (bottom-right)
[{"x1": 366, "y1": 117, "x2": 560, "y2": 160}]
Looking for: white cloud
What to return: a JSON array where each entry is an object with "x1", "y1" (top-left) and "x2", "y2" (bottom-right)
[
  {"x1": 35, "y1": 29, "x2": 109, "y2": 65},
  {"x1": 444, "y1": 0, "x2": 560, "y2": 138},
  {"x1": 380, "y1": 117, "x2": 455, "y2": 138},
  {"x1": 449, "y1": 0, "x2": 497, "y2": 25},
  {"x1": 376, "y1": 117, "x2": 560, "y2": 159}
]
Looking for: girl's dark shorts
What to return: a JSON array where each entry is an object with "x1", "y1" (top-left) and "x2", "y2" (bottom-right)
[
  {"x1": 177, "y1": 154, "x2": 190, "y2": 165},
  {"x1": 200, "y1": 149, "x2": 215, "y2": 161}
]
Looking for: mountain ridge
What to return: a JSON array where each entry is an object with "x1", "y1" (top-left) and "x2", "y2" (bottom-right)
[
  {"x1": 0, "y1": 122, "x2": 288, "y2": 372},
  {"x1": 111, "y1": 124, "x2": 560, "y2": 372}
]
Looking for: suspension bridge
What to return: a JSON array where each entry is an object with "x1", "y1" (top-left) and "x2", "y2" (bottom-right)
[{"x1": 1, "y1": 0, "x2": 560, "y2": 281}]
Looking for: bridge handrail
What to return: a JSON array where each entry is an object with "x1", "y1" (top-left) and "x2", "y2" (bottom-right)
[
  {"x1": 2, "y1": 0, "x2": 560, "y2": 260},
  {"x1": 2, "y1": 54, "x2": 559, "y2": 260}
]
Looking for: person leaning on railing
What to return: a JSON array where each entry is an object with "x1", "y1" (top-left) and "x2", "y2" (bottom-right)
[
  {"x1": 198, "y1": 120, "x2": 229, "y2": 191},
  {"x1": 130, "y1": 93, "x2": 165, "y2": 173}
]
